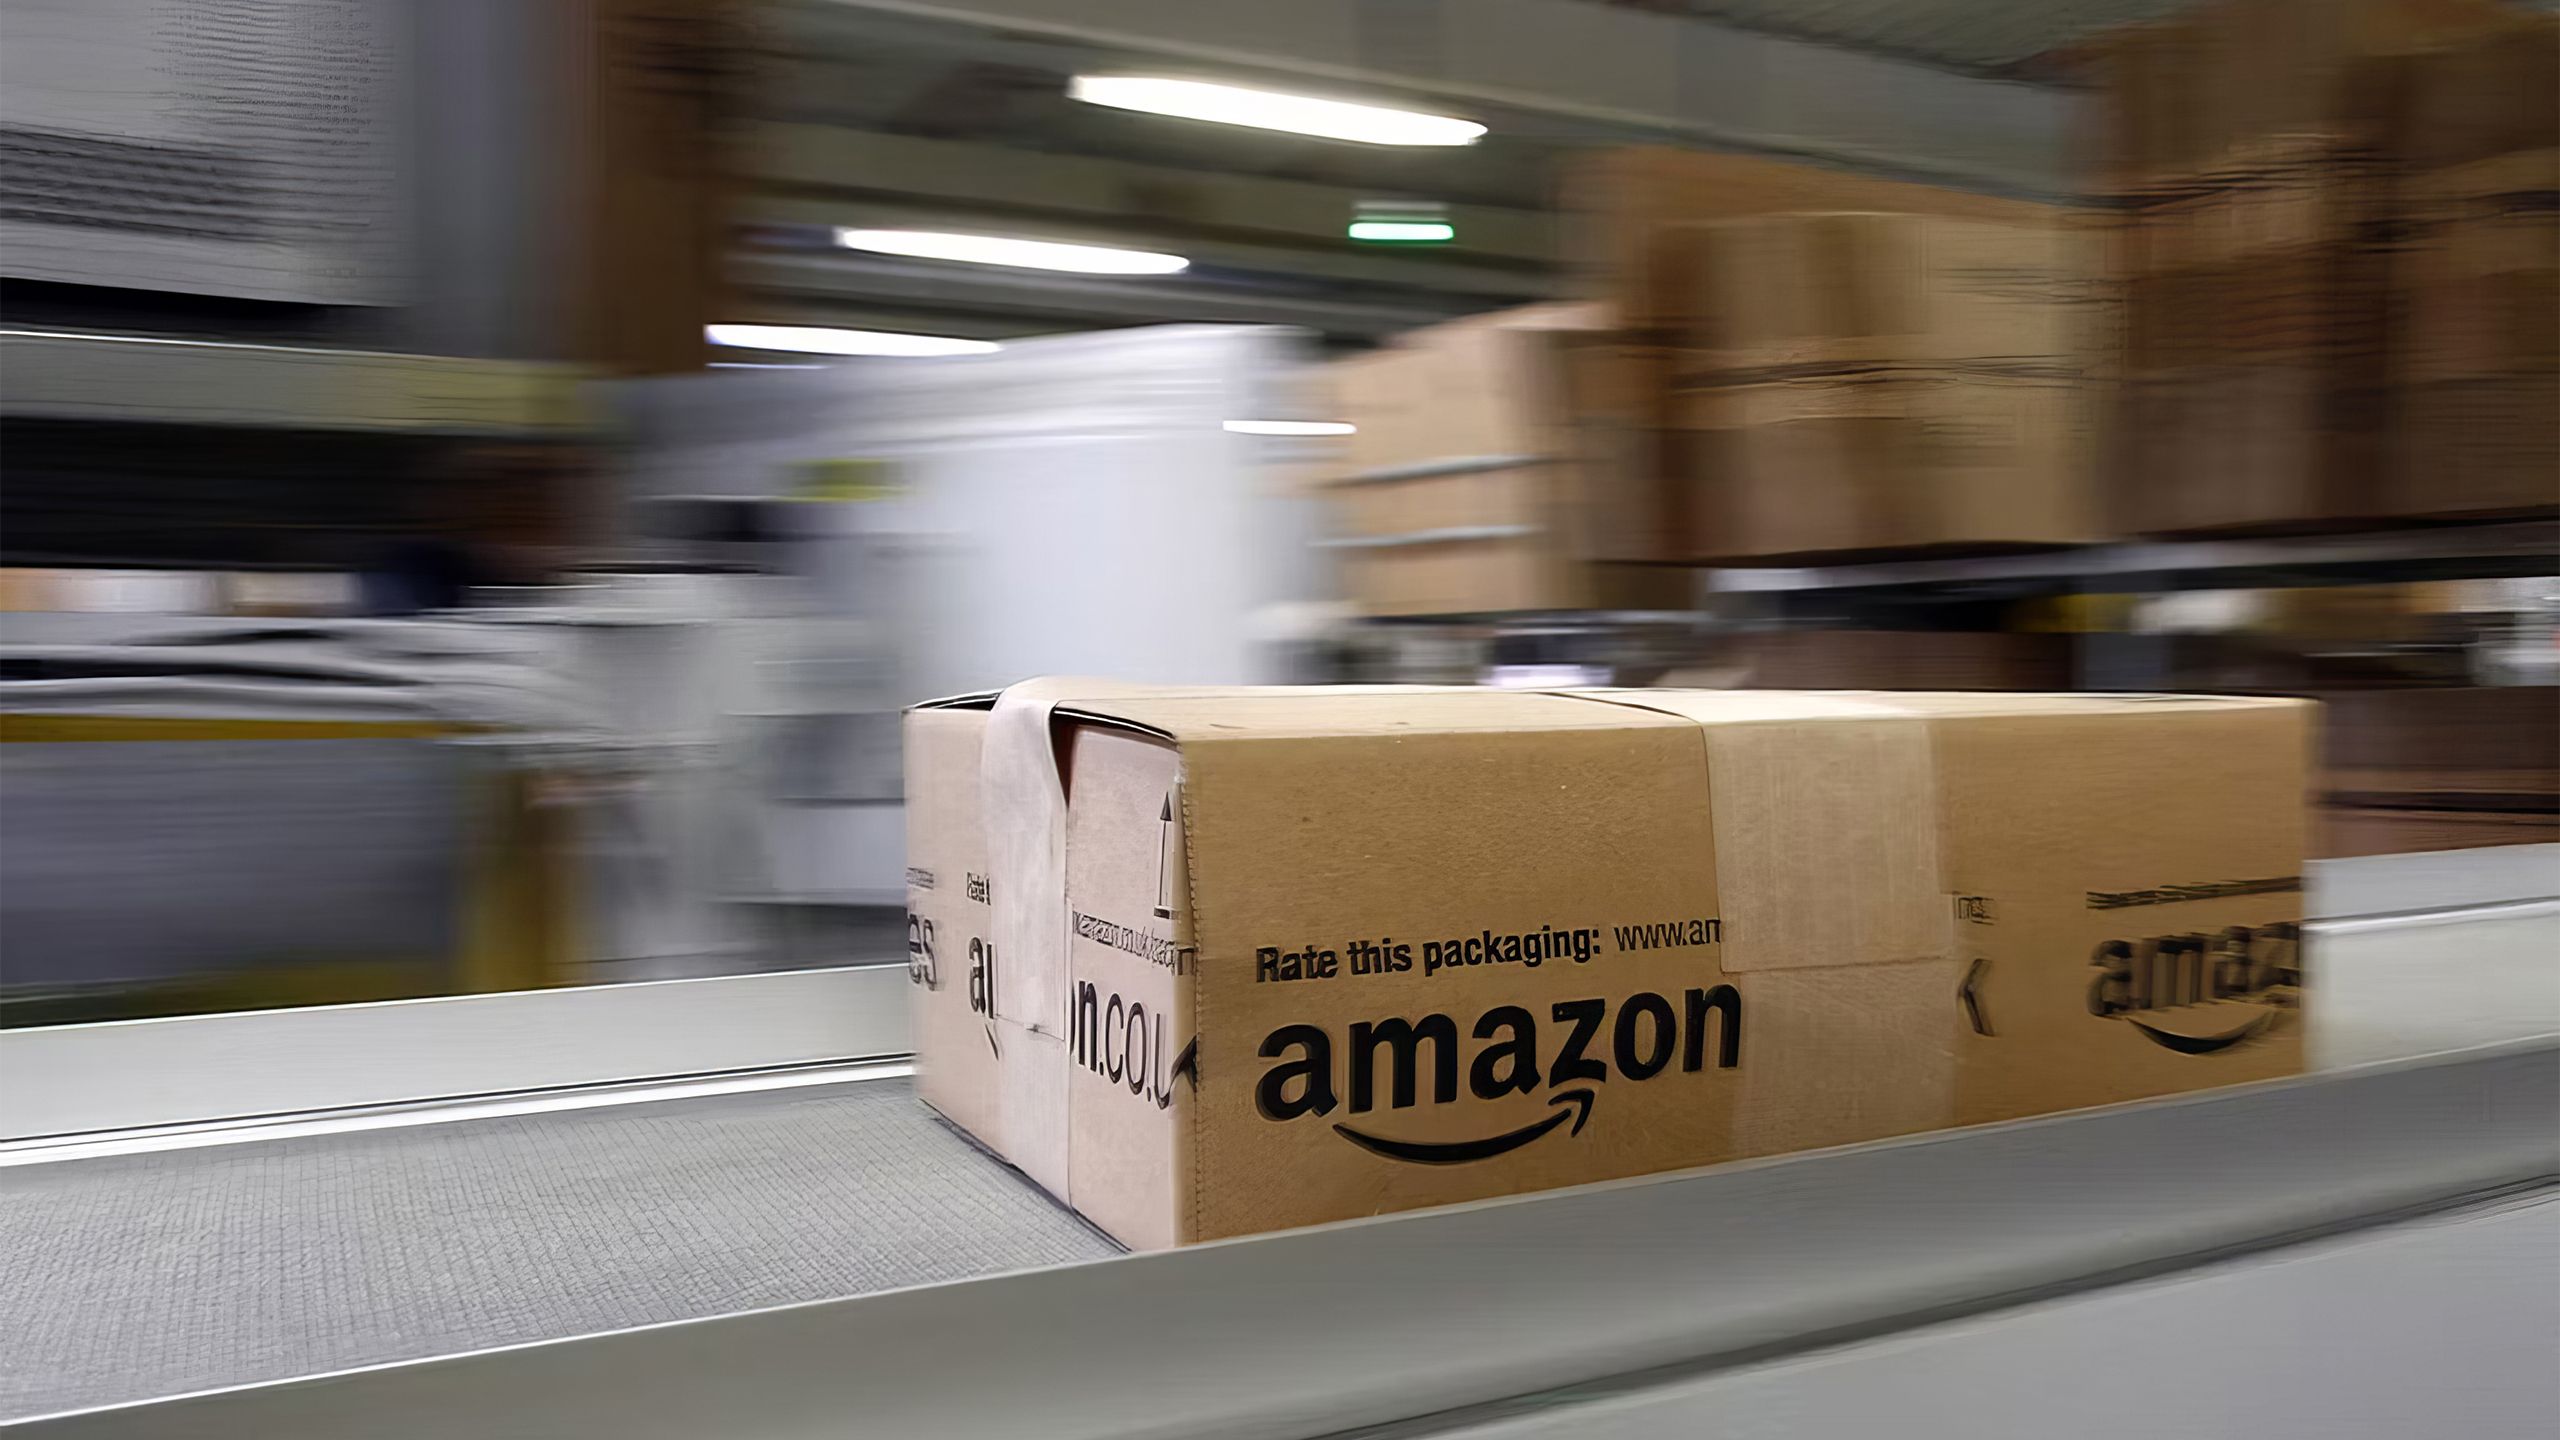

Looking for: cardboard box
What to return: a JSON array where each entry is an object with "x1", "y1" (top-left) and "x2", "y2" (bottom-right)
[
  {"x1": 1668, "y1": 212, "x2": 2097, "y2": 369},
  {"x1": 1672, "y1": 366, "x2": 2098, "y2": 562},
  {"x1": 1332, "y1": 303, "x2": 1611, "y2": 475},
  {"x1": 918, "y1": 682, "x2": 2312, "y2": 1248},
  {"x1": 1323, "y1": 306, "x2": 1686, "y2": 615},
  {"x1": 1562, "y1": 147, "x2": 2065, "y2": 333},
  {"x1": 2109, "y1": 156, "x2": 2397, "y2": 534},
  {"x1": 2080, "y1": 0, "x2": 2516, "y2": 189},
  {"x1": 1651, "y1": 212, "x2": 2102, "y2": 563},
  {"x1": 2387, "y1": 18, "x2": 2559, "y2": 518},
  {"x1": 2080, "y1": 0, "x2": 2527, "y2": 534},
  {"x1": 903, "y1": 702, "x2": 1007, "y2": 1156}
]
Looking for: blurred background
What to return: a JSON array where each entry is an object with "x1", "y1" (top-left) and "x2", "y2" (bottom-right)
[{"x1": 1, "y1": 0, "x2": 2553, "y2": 1027}]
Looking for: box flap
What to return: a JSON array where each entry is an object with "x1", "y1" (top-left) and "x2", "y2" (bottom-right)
[
  {"x1": 909, "y1": 690, "x2": 1002, "y2": 712},
  {"x1": 1058, "y1": 688, "x2": 1687, "y2": 740}
]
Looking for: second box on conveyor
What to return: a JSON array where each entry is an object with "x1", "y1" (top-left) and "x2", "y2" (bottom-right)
[{"x1": 909, "y1": 683, "x2": 2312, "y2": 1249}]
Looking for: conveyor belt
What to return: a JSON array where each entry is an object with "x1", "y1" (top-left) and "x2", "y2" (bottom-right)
[
  {"x1": 0, "y1": 1076, "x2": 1110, "y2": 1420},
  {"x1": 5, "y1": 846, "x2": 2554, "y2": 1424}
]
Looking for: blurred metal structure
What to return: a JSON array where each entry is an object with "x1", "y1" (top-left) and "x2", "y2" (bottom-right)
[
  {"x1": 0, "y1": 332, "x2": 589, "y2": 434},
  {"x1": 1706, "y1": 520, "x2": 2560, "y2": 595},
  {"x1": 0, "y1": 0, "x2": 410, "y2": 307}
]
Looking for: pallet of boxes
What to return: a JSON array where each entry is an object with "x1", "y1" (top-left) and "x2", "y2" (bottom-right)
[
  {"x1": 1315, "y1": 303, "x2": 1687, "y2": 617},
  {"x1": 2387, "y1": 9, "x2": 2559, "y2": 516},
  {"x1": 909, "y1": 680, "x2": 2313, "y2": 1248},
  {"x1": 1662, "y1": 211, "x2": 2107, "y2": 562},
  {"x1": 2315, "y1": 685, "x2": 2560, "y2": 855},
  {"x1": 1564, "y1": 147, "x2": 2109, "y2": 566},
  {"x1": 2086, "y1": 0, "x2": 2555, "y2": 532}
]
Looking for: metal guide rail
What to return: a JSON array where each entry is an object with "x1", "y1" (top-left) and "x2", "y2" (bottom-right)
[{"x1": 13, "y1": 1040, "x2": 2554, "y2": 1440}]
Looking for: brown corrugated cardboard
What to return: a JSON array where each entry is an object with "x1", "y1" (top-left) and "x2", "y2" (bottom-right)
[
  {"x1": 1671, "y1": 213, "x2": 2097, "y2": 369},
  {"x1": 2387, "y1": 18, "x2": 2559, "y2": 518},
  {"x1": 2081, "y1": 0, "x2": 2515, "y2": 188},
  {"x1": 903, "y1": 702, "x2": 1005, "y2": 1154},
  {"x1": 1562, "y1": 147, "x2": 2065, "y2": 332},
  {"x1": 2083, "y1": 0, "x2": 2528, "y2": 534},
  {"x1": 1333, "y1": 530, "x2": 1562, "y2": 617},
  {"x1": 1323, "y1": 305, "x2": 1685, "y2": 615},
  {"x1": 1548, "y1": 335, "x2": 1681, "y2": 566},
  {"x1": 919, "y1": 682, "x2": 2312, "y2": 1248},
  {"x1": 1655, "y1": 211, "x2": 2102, "y2": 563},
  {"x1": 1331, "y1": 303, "x2": 1611, "y2": 475},
  {"x1": 1672, "y1": 367, "x2": 2098, "y2": 562}
]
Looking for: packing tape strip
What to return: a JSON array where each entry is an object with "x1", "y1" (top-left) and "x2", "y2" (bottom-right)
[
  {"x1": 1551, "y1": 688, "x2": 1963, "y2": 1155},
  {"x1": 1549, "y1": 689, "x2": 1952, "y2": 974}
]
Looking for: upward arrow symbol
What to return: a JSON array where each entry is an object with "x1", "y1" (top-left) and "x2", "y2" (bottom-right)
[{"x1": 1153, "y1": 794, "x2": 1175, "y2": 920}]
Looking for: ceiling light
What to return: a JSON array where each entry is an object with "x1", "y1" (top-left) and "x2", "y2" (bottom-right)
[
  {"x1": 705, "y1": 324, "x2": 999, "y2": 357},
  {"x1": 1224, "y1": 420, "x2": 1356, "y2": 436},
  {"x1": 1347, "y1": 219, "x2": 1456, "y2": 244},
  {"x1": 835, "y1": 228, "x2": 1189, "y2": 275},
  {"x1": 1071, "y1": 76, "x2": 1485, "y2": 147}
]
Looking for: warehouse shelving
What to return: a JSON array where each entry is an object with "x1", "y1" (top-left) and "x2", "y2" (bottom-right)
[
  {"x1": 0, "y1": 330, "x2": 591, "y2": 436},
  {"x1": 1706, "y1": 519, "x2": 2560, "y2": 596}
]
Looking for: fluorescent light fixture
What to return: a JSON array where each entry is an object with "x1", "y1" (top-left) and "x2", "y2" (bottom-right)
[
  {"x1": 1224, "y1": 419, "x2": 1356, "y2": 436},
  {"x1": 835, "y1": 228, "x2": 1188, "y2": 275},
  {"x1": 705, "y1": 323, "x2": 999, "y2": 357},
  {"x1": 1347, "y1": 219, "x2": 1457, "y2": 243},
  {"x1": 1071, "y1": 76, "x2": 1485, "y2": 147}
]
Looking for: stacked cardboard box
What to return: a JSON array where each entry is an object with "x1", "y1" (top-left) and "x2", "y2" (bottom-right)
[
  {"x1": 1658, "y1": 212, "x2": 2104, "y2": 561},
  {"x1": 1560, "y1": 148, "x2": 2107, "y2": 563},
  {"x1": 2089, "y1": 0, "x2": 2522, "y2": 534},
  {"x1": 2388, "y1": 16, "x2": 2560, "y2": 517},
  {"x1": 1321, "y1": 304, "x2": 1686, "y2": 615},
  {"x1": 2314, "y1": 685, "x2": 2560, "y2": 855},
  {"x1": 1566, "y1": 147, "x2": 2070, "y2": 335},
  {"x1": 910, "y1": 681, "x2": 2313, "y2": 1249}
]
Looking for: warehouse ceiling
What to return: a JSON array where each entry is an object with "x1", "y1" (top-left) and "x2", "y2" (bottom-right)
[
  {"x1": 1631, "y1": 0, "x2": 2202, "y2": 73},
  {"x1": 735, "y1": 3, "x2": 1596, "y2": 345},
  {"x1": 725, "y1": 0, "x2": 2330, "y2": 348}
]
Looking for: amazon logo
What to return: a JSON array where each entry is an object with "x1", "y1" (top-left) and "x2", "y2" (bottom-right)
[
  {"x1": 1254, "y1": 987, "x2": 1742, "y2": 1165},
  {"x1": 2087, "y1": 921, "x2": 2302, "y2": 1055}
]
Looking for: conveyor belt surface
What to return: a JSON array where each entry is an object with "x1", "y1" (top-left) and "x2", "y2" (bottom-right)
[{"x1": 0, "y1": 1077, "x2": 1110, "y2": 1420}]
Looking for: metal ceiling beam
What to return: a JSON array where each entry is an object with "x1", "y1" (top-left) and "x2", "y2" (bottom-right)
[
  {"x1": 731, "y1": 250, "x2": 1479, "y2": 339},
  {"x1": 807, "y1": 0, "x2": 2080, "y2": 198},
  {"x1": 742, "y1": 128, "x2": 1557, "y2": 303},
  {"x1": 749, "y1": 122, "x2": 1554, "y2": 268}
]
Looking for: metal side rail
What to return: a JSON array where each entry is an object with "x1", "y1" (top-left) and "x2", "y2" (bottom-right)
[
  {"x1": 3, "y1": 844, "x2": 2551, "y2": 1426},
  {"x1": 13, "y1": 1039, "x2": 2555, "y2": 1440},
  {"x1": 1398, "y1": 1189, "x2": 2560, "y2": 1439}
]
